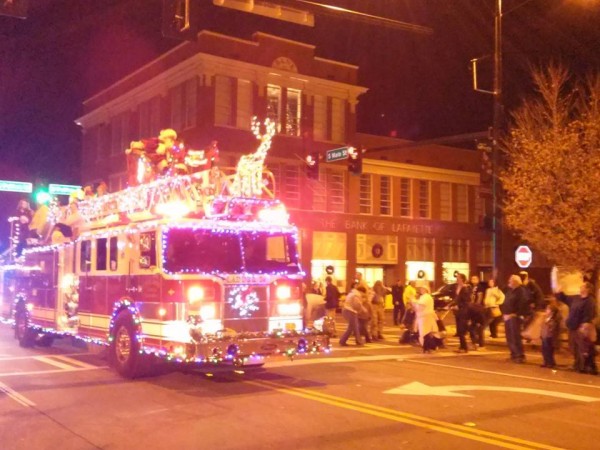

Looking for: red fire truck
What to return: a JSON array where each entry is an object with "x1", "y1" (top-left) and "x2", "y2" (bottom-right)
[{"x1": 0, "y1": 138, "x2": 329, "y2": 377}]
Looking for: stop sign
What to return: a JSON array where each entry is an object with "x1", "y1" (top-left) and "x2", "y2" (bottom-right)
[{"x1": 515, "y1": 245, "x2": 533, "y2": 268}]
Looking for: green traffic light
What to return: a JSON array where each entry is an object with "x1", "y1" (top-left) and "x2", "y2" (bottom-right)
[{"x1": 35, "y1": 190, "x2": 51, "y2": 204}]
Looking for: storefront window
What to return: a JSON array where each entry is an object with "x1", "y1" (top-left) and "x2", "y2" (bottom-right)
[
  {"x1": 286, "y1": 88, "x2": 301, "y2": 136},
  {"x1": 267, "y1": 84, "x2": 282, "y2": 132}
]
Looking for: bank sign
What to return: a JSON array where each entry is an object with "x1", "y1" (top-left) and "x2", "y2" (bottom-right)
[{"x1": 325, "y1": 147, "x2": 349, "y2": 162}]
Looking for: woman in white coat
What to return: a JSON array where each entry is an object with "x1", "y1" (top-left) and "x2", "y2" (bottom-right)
[{"x1": 414, "y1": 285, "x2": 440, "y2": 351}]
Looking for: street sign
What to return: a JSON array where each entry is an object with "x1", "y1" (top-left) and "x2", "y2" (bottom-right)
[
  {"x1": 325, "y1": 146, "x2": 349, "y2": 162},
  {"x1": 49, "y1": 184, "x2": 81, "y2": 196},
  {"x1": 515, "y1": 245, "x2": 533, "y2": 268},
  {"x1": 0, "y1": 180, "x2": 33, "y2": 193}
]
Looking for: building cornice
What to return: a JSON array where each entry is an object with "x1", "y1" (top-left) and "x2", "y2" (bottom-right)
[
  {"x1": 364, "y1": 159, "x2": 480, "y2": 185},
  {"x1": 76, "y1": 52, "x2": 368, "y2": 128}
]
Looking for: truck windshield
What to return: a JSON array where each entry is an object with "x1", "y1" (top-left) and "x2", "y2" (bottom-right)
[{"x1": 163, "y1": 228, "x2": 300, "y2": 274}]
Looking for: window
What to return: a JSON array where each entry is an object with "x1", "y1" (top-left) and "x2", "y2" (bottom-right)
[
  {"x1": 456, "y1": 184, "x2": 469, "y2": 223},
  {"x1": 139, "y1": 232, "x2": 156, "y2": 269},
  {"x1": 110, "y1": 112, "x2": 130, "y2": 156},
  {"x1": 109, "y1": 237, "x2": 118, "y2": 271},
  {"x1": 215, "y1": 75, "x2": 233, "y2": 126},
  {"x1": 440, "y1": 182, "x2": 452, "y2": 221},
  {"x1": 283, "y1": 164, "x2": 300, "y2": 209},
  {"x1": 312, "y1": 170, "x2": 326, "y2": 211},
  {"x1": 328, "y1": 169, "x2": 345, "y2": 213},
  {"x1": 418, "y1": 180, "x2": 430, "y2": 219},
  {"x1": 477, "y1": 240, "x2": 493, "y2": 265},
  {"x1": 331, "y1": 98, "x2": 345, "y2": 143},
  {"x1": 267, "y1": 84, "x2": 282, "y2": 132},
  {"x1": 98, "y1": 123, "x2": 110, "y2": 161},
  {"x1": 86, "y1": 127, "x2": 99, "y2": 162},
  {"x1": 406, "y1": 237, "x2": 435, "y2": 261},
  {"x1": 79, "y1": 240, "x2": 91, "y2": 273},
  {"x1": 400, "y1": 178, "x2": 411, "y2": 217},
  {"x1": 139, "y1": 96, "x2": 162, "y2": 138},
  {"x1": 380, "y1": 175, "x2": 392, "y2": 216},
  {"x1": 286, "y1": 88, "x2": 301, "y2": 136},
  {"x1": 96, "y1": 238, "x2": 107, "y2": 271},
  {"x1": 442, "y1": 239, "x2": 470, "y2": 262},
  {"x1": 171, "y1": 78, "x2": 197, "y2": 130},
  {"x1": 236, "y1": 79, "x2": 253, "y2": 130},
  {"x1": 359, "y1": 174, "x2": 372, "y2": 215},
  {"x1": 313, "y1": 94, "x2": 327, "y2": 141}
]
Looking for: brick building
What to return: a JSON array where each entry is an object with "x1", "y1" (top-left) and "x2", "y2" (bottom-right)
[{"x1": 76, "y1": 30, "x2": 493, "y2": 292}]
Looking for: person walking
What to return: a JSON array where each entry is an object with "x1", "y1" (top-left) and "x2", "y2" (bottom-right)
[
  {"x1": 371, "y1": 280, "x2": 388, "y2": 340},
  {"x1": 540, "y1": 299, "x2": 562, "y2": 369},
  {"x1": 324, "y1": 276, "x2": 340, "y2": 337},
  {"x1": 357, "y1": 287, "x2": 373, "y2": 343},
  {"x1": 500, "y1": 274, "x2": 530, "y2": 363},
  {"x1": 339, "y1": 285, "x2": 367, "y2": 347},
  {"x1": 484, "y1": 278, "x2": 505, "y2": 339},
  {"x1": 557, "y1": 282, "x2": 597, "y2": 374},
  {"x1": 391, "y1": 279, "x2": 405, "y2": 326},
  {"x1": 452, "y1": 273, "x2": 472, "y2": 353}
]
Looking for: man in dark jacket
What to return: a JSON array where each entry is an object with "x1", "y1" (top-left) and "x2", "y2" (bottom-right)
[
  {"x1": 391, "y1": 279, "x2": 405, "y2": 326},
  {"x1": 452, "y1": 273, "x2": 472, "y2": 353},
  {"x1": 556, "y1": 282, "x2": 597, "y2": 374},
  {"x1": 520, "y1": 271, "x2": 545, "y2": 311},
  {"x1": 500, "y1": 274, "x2": 530, "y2": 363},
  {"x1": 324, "y1": 276, "x2": 341, "y2": 337}
]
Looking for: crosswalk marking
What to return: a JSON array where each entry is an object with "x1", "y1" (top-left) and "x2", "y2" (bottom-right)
[{"x1": 0, "y1": 380, "x2": 36, "y2": 407}]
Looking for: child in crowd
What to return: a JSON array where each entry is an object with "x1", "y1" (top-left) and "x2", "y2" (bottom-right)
[{"x1": 540, "y1": 300, "x2": 562, "y2": 368}]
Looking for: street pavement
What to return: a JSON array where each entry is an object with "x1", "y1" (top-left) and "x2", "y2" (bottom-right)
[{"x1": 1, "y1": 317, "x2": 600, "y2": 450}]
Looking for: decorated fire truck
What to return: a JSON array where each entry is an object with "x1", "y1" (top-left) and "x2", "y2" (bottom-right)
[{"x1": 0, "y1": 118, "x2": 329, "y2": 377}]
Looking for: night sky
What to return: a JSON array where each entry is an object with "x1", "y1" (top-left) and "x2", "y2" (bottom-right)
[{"x1": 0, "y1": 0, "x2": 599, "y2": 248}]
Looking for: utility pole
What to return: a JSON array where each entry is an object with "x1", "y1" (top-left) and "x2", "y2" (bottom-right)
[{"x1": 492, "y1": 0, "x2": 503, "y2": 279}]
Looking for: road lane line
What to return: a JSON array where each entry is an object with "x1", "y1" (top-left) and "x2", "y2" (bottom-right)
[
  {"x1": 246, "y1": 379, "x2": 562, "y2": 450},
  {"x1": 0, "y1": 366, "x2": 109, "y2": 377},
  {"x1": 0, "y1": 352, "x2": 94, "y2": 362},
  {"x1": 0, "y1": 380, "x2": 36, "y2": 408},
  {"x1": 49, "y1": 355, "x2": 98, "y2": 370},
  {"x1": 405, "y1": 359, "x2": 600, "y2": 391},
  {"x1": 34, "y1": 356, "x2": 79, "y2": 370}
]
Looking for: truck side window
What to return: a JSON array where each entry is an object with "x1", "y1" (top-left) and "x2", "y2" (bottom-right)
[
  {"x1": 109, "y1": 237, "x2": 118, "y2": 271},
  {"x1": 139, "y1": 232, "x2": 156, "y2": 269},
  {"x1": 96, "y1": 238, "x2": 107, "y2": 271},
  {"x1": 80, "y1": 240, "x2": 91, "y2": 273}
]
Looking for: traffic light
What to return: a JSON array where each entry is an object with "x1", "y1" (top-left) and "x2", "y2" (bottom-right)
[
  {"x1": 348, "y1": 146, "x2": 363, "y2": 176},
  {"x1": 0, "y1": 0, "x2": 28, "y2": 19},
  {"x1": 306, "y1": 152, "x2": 319, "y2": 180},
  {"x1": 34, "y1": 186, "x2": 51, "y2": 205}
]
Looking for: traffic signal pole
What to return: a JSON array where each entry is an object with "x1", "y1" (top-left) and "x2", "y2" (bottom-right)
[{"x1": 492, "y1": 0, "x2": 503, "y2": 280}]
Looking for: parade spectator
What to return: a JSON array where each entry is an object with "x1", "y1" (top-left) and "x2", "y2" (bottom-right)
[
  {"x1": 520, "y1": 271, "x2": 546, "y2": 311},
  {"x1": 470, "y1": 275, "x2": 486, "y2": 304},
  {"x1": 340, "y1": 285, "x2": 367, "y2": 346},
  {"x1": 391, "y1": 279, "x2": 405, "y2": 326},
  {"x1": 414, "y1": 285, "x2": 439, "y2": 352},
  {"x1": 540, "y1": 299, "x2": 562, "y2": 369},
  {"x1": 370, "y1": 280, "x2": 388, "y2": 340},
  {"x1": 452, "y1": 273, "x2": 472, "y2": 353},
  {"x1": 357, "y1": 287, "x2": 373, "y2": 343},
  {"x1": 324, "y1": 276, "x2": 340, "y2": 337},
  {"x1": 96, "y1": 180, "x2": 108, "y2": 196},
  {"x1": 484, "y1": 278, "x2": 505, "y2": 339},
  {"x1": 557, "y1": 282, "x2": 597, "y2": 374},
  {"x1": 403, "y1": 280, "x2": 417, "y2": 313},
  {"x1": 500, "y1": 274, "x2": 530, "y2": 363}
]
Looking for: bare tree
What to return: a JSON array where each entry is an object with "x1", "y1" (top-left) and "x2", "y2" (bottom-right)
[{"x1": 501, "y1": 64, "x2": 600, "y2": 274}]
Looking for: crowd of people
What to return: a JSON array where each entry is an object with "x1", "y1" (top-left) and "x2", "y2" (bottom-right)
[{"x1": 322, "y1": 270, "x2": 598, "y2": 376}]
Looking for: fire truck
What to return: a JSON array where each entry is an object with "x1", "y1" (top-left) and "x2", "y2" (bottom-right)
[{"x1": 0, "y1": 123, "x2": 329, "y2": 377}]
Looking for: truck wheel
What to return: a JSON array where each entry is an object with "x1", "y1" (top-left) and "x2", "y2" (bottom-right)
[
  {"x1": 110, "y1": 313, "x2": 147, "y2": 378},
  {"x1": 37, "y1": 335, "x2": 55, "y2": 347},
  {"x1": 15, "y1": 313, "x2": 35, "y2": 348}
]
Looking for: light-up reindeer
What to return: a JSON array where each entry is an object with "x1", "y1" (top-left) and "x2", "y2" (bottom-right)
[{"x1": 230, "y1": 117, "x2": 276, "y2": 198}]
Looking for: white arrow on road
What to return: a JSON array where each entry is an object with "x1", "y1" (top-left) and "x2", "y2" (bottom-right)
[{"x1": 384, "y1": 382, "x2": 600, "y2": 403}]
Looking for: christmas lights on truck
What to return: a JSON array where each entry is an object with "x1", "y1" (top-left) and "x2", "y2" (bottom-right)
[{"x1": 0, "y1": 118, "x2": 330, "y2": 378}]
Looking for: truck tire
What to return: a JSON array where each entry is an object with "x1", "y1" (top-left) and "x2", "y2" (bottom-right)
[
  {"x1": 15, "y1": 312, "x2": 36, "y2": 348},
  {"x1": 110, "y1": 313, "x2": 148, "y2": 378}
]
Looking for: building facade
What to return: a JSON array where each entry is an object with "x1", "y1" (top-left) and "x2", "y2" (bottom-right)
[{"x1": 77, "y1": 30, "x2": 493, "y2": 292}]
